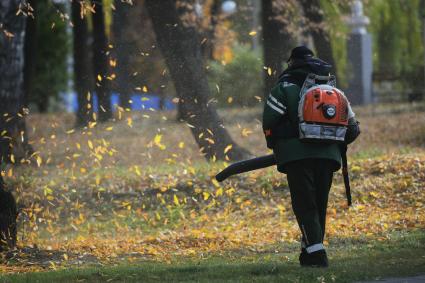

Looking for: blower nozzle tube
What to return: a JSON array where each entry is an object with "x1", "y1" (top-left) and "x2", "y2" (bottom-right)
[{"x1": 215, "y1": 154, "x2": 277, "y2": 182}]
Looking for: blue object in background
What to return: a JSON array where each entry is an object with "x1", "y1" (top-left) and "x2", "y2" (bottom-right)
[
  {"x1": 61, "y1": 92, "x2": 176, "y2": 113},
  {"x1": 128, "y1": 94, "x2": 159, "y2": 111},
  {"x1": 110, "y1": 94, "x2": 120, "y2": 110}
]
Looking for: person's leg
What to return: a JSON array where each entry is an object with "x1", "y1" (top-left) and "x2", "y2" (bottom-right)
[
  {"x1": 314, "y1": 159, "x2": 334, "y2": 242},
  {"x1": 286, "y1": 160, "x2": 323, "y2": 247},
  {"x1": 286, "y1": 160, "x2": 328, "y2": 267},
  {"x1": 286, "y1": 159, "x2": 329, "y2": 267}
]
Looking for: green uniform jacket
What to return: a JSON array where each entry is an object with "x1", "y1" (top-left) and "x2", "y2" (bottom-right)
[{"x1": 262, "y1": 69, "x2": 342, "y2": 173}]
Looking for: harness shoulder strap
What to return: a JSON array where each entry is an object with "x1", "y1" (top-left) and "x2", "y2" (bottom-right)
[{"x1": 299, "y1": 73, "x2": 336, "y2": 96}]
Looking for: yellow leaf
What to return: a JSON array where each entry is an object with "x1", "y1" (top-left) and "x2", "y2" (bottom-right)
[
  {"x1": 351, "y1": 165, "x2": 361, "y2": 172},
  {"x1": 267, "y1": 67, "x2": 272, "y2": 76},
  {"x1": 106, "y1": 126, "x2": 113, "y2": 131},
  {"x1": 154, "y1": 134, "x2": 162, "y2": 144},
  {"x1": 242, "y1": 128, "x2": 253, "y2": 137},
  {"x1": 178, "y1": 142, "x2": 185, "y2": 149},
  {"x1": 3, "y1": 30, "x2": 14, "y2": 38},
  {"x1": 172, "y1": 97, "x2": 180, "y2": 103},
  {"x1": 97, "y1": 74, "x2": 102, "y2": 81},
  {"x1": 88, "y1": 140, "x2": 93, "y2": 149},
  {"x1": 212, "y1": 179, "x2": 220, "y2": 188},
  {"x1": 249, "y1": 30, "x2": 257, "y2": 36},
  {"x1": 10, "y1": 154, "x2": 15, "y2": 163},
  {"x1": 153, "y1": 134, "x2": 166, "y2": 150},
  {"x1": 227, "y1": 97, "x2": 233, "y2": 103},
  {"x1": 173, "y1": 194, "x2": 180, "y2": 206},
  {"x1": 224, "y1": 144, "x2": 233, "y2": 154},
  {"x1": 143, "y1": 86, "x2": 148, "y2": 92},
  {"x1": 36, "y1": 156, "x2": 42, "y2": 167},
  {"x1": 203, "y1": 191, "x2": 210, "y2": 201},
  {"x1": 44, "y1": 187, "x2": 53, "y2": 196},
  {"x1": 369, "y1": 191, "x2": 379, "y2": 198},
  {"x1": 134, "y1": 166, "x2": 141, "y2": 176},
  {"x1": 127, "y1": 117, "x2": 133, "y2": 128}
]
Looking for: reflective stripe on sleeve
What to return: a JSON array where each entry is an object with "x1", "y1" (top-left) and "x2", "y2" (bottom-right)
[
  {"x1": 266, "y1": 100, "x2": 285, "y2": 115},
  {"x1": 268, "y1": 94, "x2": 286, "y2": 109},
  {"x1": 306, "y1": 243, "x2": 325, "y2": 254}
]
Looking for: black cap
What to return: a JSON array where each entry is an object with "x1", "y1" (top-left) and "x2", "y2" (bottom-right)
[{"x1": 287, "y1": 46, "x2": 314, "y2": 62}]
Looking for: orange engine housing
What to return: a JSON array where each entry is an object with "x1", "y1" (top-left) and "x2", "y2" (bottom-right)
[{"x1": 302, "y1": 86, "x2": 348, "y2": 126}]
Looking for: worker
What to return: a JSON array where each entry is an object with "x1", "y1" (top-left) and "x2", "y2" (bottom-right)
[{"x1": 262, "y1": 46, "x2": 360, "y2": 267}]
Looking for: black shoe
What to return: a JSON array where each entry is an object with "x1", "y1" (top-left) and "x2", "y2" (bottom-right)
[{"x1": 299, "y1": 249, "x2": 328, "y2": 268}]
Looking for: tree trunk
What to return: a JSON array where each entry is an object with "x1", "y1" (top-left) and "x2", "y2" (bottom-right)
[
  {"x1": 421, "y1": 0, "x2": 425, "y2": 95},
  {"x1": 21, "y1": 0, "x2": 36, "y2": 157},
  {"x1": 91, "y1": 0, "x2": 112, "y2": 122},
  {"x1": 299, "y1": 0, "x2": 337, "y2": 75},
  {"x1": 261, "y1": 0, "x2": 293, "y2": 97},
  {"x1": 23, "y1": 0, "x2": 37, "y2": 109},
  {"x1": 72, "y1": 0, "x2": 93, "y2": 127},
  {"x1": 112, "y1": 0, "x2": 133, "y2": 110},
  {"x1": 0, "y1": 0, "x2": 25, "y2": 251},
  {"x1": 0, "y1": 0, "x2": 32, "y2": 164},
  {"x1": 0, "y1": 178, "x2": 17, "y2": 252},
  {"x1": 145, "y1": 0, "x2": 251, "y2": 161},
  {"x1": 202, "y1": 0, "x2": 221, "y2": 60},
  {"x1": 38, "y1": 101, "x2": 49, "y2": 113}
]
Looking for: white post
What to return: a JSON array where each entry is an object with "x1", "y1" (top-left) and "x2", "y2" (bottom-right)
[
  {"x1": 252, "y1": 0, "x2": 260, "y2": 50},
  {"x1": 346, "y1": 0, "x2": 373, "y2": 105}
]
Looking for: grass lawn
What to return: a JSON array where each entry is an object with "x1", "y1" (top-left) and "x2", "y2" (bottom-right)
[
  {"x1": 2, "y1": 230, "x2": 424, "y2": 282},
  {"x1": 1, "y1": 103, "x2": 425, "y2": 281}
]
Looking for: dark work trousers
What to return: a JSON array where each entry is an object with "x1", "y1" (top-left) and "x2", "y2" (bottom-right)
[{"x1": 285, "y1": 158, "x2": 334, "y2": 250}]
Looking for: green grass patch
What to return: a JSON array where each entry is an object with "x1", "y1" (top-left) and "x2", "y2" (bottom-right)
[{"x1": 2, "y1": 230, "x2": 424, "y2": 283}]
